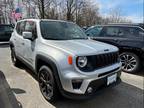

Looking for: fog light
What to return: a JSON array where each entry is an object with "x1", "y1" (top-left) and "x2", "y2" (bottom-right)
[
  {"x1": 87, "y1": 87, "x2": 93, "y2": 93},
  {"x1": 72, "y1": 79, "x2": 83, "y2": 89}
]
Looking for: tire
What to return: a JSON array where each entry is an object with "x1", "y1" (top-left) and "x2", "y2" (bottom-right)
[
  {"x1": 38, "y1": 66, "x2": 58, "y2": 102},
  {"x1": 11, "y1": 47, "x2": 21, "y2": 67},
  {"x1": 120, "y1": 52, "x2": 141, "y2": 73}
]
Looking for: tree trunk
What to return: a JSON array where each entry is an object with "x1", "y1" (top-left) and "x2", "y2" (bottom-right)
[{"x1": 41, "y1": 0, "x2": 45, "y2": 18}]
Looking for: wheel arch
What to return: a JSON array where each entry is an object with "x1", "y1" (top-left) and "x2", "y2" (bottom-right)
[
  {"x1": 9, "y1": 41, "x2": 14, "y2": 49},
  {"x1": 119, "y1": 47, "x2": 142, "y2": 58},
  {"x1": 35, "y1": 54, "x2": 63, "y2": 91}
]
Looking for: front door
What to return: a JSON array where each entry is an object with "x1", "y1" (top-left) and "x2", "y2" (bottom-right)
[
  {"x1": 23, "y1": 21, "x2": 37, "y2": 66},
  {"x1": 14, "y1": 21, "x2": 26, "y2": 58}
]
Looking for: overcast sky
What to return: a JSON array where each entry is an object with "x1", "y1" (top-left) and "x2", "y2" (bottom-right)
[{"x1": 94, "y1": 0, "x2": 143, "y2": 23}]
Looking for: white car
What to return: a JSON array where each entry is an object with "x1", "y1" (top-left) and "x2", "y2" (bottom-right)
[{"x1": 10, "y1": 19, "x2": 122, "y2": 102}]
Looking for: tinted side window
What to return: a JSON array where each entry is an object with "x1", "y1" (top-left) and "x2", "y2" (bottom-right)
[
  {"x1": 101, "y1": 27, "x2": 125, "y2": 37},
  {"x1": 0, "y1": 26, "x2": 5, "y2": 34},
  {"x1": 25, "y1": 21, "x2": 37, "y2": 37},
  {"x1": 106, "y1": 27, "x2": 118, "y2": 36},
  {"x1": 86, "y1": 26, "x2": 103, "y2": 37},
  {"x1": 126, "y1": 27, "x2": 144, "y2": 37},
  {"x1": 16, "y1": 21, "x2": 25, "y2": 36},
  {"x1": 16, "y1": 23, "x2": 20, "y2": 34},
  {"x1": 4, "y1": 26, "x2": 13, "y2": 32}
]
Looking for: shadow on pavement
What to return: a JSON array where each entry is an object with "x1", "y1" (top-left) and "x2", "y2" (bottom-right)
[
  {"x1": 0, "y1": 70, "x2": 24, "y2": 108},
  {"x1": 129, "y1": 68, "x2": 144, "y2": 77},
  {"x1": 17, "y1": 64, "x2": 38, "y2": 81},
  {"x1": 52, "y1": 82, "x2": 143, "y2": 108},
  {"x1": 12, "y1": 88, "x2": 26, "y2": 94}
]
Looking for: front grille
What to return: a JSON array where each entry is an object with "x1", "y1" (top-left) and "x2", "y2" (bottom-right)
[
  {"x1": 78, "y1": 52, "x2": 119, "y2": 72},
  {"x1": 94, "y1": 52, "x2": 119, "y2": 68}
]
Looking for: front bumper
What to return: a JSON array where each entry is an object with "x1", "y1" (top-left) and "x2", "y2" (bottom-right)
[
  {"x1": 61, "y1": 77, "x2": 121, "y2": 99},
  {"x1": 59, "y1": 63, "x2": 121, "y2": 97}
]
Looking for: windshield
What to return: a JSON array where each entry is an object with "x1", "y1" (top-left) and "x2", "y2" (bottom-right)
[{"x1": 40, "y1": 21, "x2": 87, "y2": 40}]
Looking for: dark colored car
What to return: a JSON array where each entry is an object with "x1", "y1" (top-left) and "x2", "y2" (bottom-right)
[
  {"x1": 0, "y1": 24, "x2": 14, "y2": 42},
  {"x1": 85, "y1": 24, "x2": 144, "y2": 73},
  {"x1": 82, "y1": 26, "x2": 91, "y2": 30}
]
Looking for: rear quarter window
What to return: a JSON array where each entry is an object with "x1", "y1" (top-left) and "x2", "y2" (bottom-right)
[{"x1": 125, "y1": 27, "x2": 144, "y2": 37}]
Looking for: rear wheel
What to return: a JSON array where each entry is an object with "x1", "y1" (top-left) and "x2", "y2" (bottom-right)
[
  {"x1": 38, "y1": 66, "x2": 58, "y2": 102},
  {"x1": 120, "y1": 52, "x2": 140, "y2": 73}
]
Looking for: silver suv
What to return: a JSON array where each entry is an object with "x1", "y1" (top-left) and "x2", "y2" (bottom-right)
[{"x1": 10, "y1": 19, "x2": 121, "y2": 102}]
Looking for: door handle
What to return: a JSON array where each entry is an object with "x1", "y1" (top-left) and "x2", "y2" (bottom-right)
[{"x1": 114, "y1": 39, "x2": 118, "y2": 41}]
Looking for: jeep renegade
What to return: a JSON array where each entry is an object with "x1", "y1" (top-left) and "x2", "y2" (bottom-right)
[{"x1": 10, "y1": 19, "x2": 121, "y2": 102}]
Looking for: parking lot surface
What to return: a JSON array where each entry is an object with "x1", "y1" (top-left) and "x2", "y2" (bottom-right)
[{"x1": 0, "y1": 43, "x2": 143, "y2": 108}]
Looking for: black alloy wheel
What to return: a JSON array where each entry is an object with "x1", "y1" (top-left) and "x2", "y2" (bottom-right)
[{"x1": 38, "y1": 66, "x2": 57, "y2": 102}]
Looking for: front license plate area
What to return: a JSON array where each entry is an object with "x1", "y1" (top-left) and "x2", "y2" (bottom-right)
[{"x1": 107, "y1": 73, "x2": 117, "y2": 85}]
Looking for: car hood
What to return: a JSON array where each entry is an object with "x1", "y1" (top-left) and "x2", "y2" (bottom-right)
[{"x1": 43, "y1": 39, "x2": 118, "y2": 55}]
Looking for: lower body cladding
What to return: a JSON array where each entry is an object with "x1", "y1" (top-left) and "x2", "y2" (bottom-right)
[{"x1": 59, "y1": 63, "x2": 121, "y2": 99}]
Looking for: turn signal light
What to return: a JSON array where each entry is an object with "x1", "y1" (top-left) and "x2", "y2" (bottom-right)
[{"x1": 68, "y1": 56, "x2": 73, "y2": 65}]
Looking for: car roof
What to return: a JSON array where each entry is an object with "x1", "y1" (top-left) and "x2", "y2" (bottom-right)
[
  {"x1": 16, "y1": 18, "x2": 73, "y2": 23},
  {"x1": 87, "y1": 24, "x2": 144, "y2": 31}
]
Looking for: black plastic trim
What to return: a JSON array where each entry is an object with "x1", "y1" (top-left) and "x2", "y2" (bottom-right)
[{"x1": 35, "y1": 55, "x2": 64, "y2": 93}]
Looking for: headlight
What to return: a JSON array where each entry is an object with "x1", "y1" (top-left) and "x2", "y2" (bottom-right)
[{"x1": 77, "y1": 56, "x2": 87, "y2": 68}]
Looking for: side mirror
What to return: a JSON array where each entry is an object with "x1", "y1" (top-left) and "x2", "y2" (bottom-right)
[{"x1": 22, "y1": 32, "x2": 33, "y2": 40}]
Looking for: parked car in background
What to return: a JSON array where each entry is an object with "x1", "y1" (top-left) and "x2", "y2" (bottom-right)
[
  {"x1": 82, "y1": 26, "x2": 90, "y2": 30},
  {"x1": 0, "y1": 24, "x2": 14, "y2": 42},
  {"x1": 85, "y1": 24, "x2": 144, "y2": 73},
  {"x1": 10, "y1": 19, "x2": 121, "y2": 102}
]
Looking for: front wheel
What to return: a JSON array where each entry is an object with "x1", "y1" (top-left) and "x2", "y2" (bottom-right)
[
  {"x1": 120, "y1": 52, "x2": 141, "y2": 73},
  {"x1": 38, "y1": 66, "x2": 58, "y2": 102}
]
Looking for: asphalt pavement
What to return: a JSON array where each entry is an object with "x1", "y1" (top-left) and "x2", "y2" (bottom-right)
[{"x1": 0, "y1": 43, "x2": 143, "y2": 108}]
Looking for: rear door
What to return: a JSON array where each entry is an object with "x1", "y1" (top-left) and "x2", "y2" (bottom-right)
[
  {"x1": 120, "y1": 27, "x2": 144, "y2": 48},
  {"x1": 94, "y1": 26, "x2": 126, "y2": 46},
  {"x1": 14, "y1": 21, "x2": 26, "y2": 58}
]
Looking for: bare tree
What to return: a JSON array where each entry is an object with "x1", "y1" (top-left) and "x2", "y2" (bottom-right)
[
  {"x1": 65, "y1": 0, "x2": 76, "y2": 21},
  {"x1": 0, "y1": 0, "x2": 15, "y2": 24},
  {"x1": 0, "y1": 0, "x2": 131, "y2": 25},
  {"x1": 105, "y1": 8, "x2": 131, "y2": 23},
  {"x1": 76, "y1": 0, "x2": 100, "y2": 26}
]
